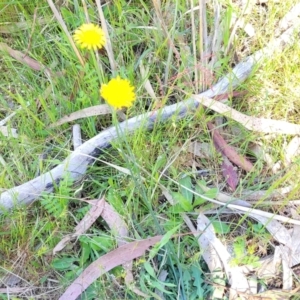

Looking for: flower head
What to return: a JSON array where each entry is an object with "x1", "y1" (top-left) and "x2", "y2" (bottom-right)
[
  {"x1": 100, "y1": 76, "x2": 136, "y2": 109},
  {"x1": 73, "y1": 23, "x2": 106, "y2": 50}
]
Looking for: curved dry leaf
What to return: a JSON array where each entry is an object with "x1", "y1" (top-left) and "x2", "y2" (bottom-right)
[
  {"x1": 53, "y1": 197, "x2": 147, "y2": 297},
  {"x1": 241, "y1": 186, "x2": 293, "y2": 202},
  {"x1": 53, "y1": 198, "x2": 105, "y2": 254},
  {"x1": 89, "y1": 200, "x2": 148, "y2": 297},
  {"x1": 88, "y1": 199, "x2": 128, "y2": 246},
  {"x1": 246, "y1": 214, "x2": 292, "y2": 246},
  {"x1": 197, "y1": 213, "x2": 250, "y2": 296},
  {"x1": 199, "y1": 182, "x2": 251, "y2": 207},
  {"x1": 228, "y1": 204, "x2": 300, "y2": 226},
  {"x1": 197, "y1": 213, "x2": 230, "y2": 275},
  {"x1": 167, "y1": 175, "x2": 300, "y2": 225},
  {"x1": 207, "y1": 122, "x2": 253, "y2": 172},
  {"x1": 195, "y1": 214, "x2": 225, "y2": 299},
  {"x1": 50, "y1": 105, "x2": 111, "y2": 127},
  {"x1": 221, "y1": 156, "x2": 239, "y2": 191},
  {"x1": 0, "y1": 42, "x2": 60, "y2": 77},
  {"x1": 195, "y1": 95, "x2": 300, "y2": 135},
  {"x1": 59, "y1": 236, "x2": 162, "y2": 300}
]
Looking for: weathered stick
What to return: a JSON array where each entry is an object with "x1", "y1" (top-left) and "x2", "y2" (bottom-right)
[{"x1": 0, "y1": 22, "x2": 299, "y2": 212}]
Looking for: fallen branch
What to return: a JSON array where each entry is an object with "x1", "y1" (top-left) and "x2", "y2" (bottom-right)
[{"x1": 0, "y1": 21, "x2": 299, "y2": 211}]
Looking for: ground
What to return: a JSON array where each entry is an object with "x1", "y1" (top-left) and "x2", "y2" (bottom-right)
[{"x1": 0, "y1": 0, "x2": 300, "y2": 299}]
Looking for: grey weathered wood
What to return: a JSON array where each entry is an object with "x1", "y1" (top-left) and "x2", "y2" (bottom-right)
[{"x1": 0, "y1": 22, "x2": 298, "y2": 211}]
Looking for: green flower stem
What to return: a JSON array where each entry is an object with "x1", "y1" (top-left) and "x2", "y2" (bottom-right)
[{"x1": 91, "y1": 50, "x2": 105, "y2": 83}]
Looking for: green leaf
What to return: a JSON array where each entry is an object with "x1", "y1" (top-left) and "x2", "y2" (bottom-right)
[
  {"x1": 150, "y1": 280, "x2": 174, "y2": 294},
  {"x1": 210, "y1": 219, "x2": 231, "y2": 234},
  {"x1": 193, "y1": 185, "x2": 217, "y2": 207},
  {"x1": 80, "y1": 242, "x2": 91, "y2": 265},
  {"x1": 197, "y1": 180, "x2": 207, "y2": 189},
  {"x1": 167, "y1": 203, "x2": 186, "y2": 214},
  {"x1": 153, "y1": 154, "x2": 167, "y2": 173},
  {"x1": 89, "y1": 236, "x2": 114, "y2": 252},
  {"x1": 204, "y1": 187, "x2": 218, "y2": 199},
  {"x1": 51, "y1": 257, "x2": 78, "y2": 270},
  {"x1": 172, "y1": 192, "x2": 193, "y2": 211},
  {"x1": 183, "y1": 269, "x2": 192, "y2": 282},
  {"x1": 233, "y1": 237, "x2": 246, "y2": 259},
  {"x1": 191, "y1": 266, "x2": 204, "y2": 297},
  {"x1": 143, "y1": 261, "x2": 156, "y2": 278},
  {"x1": 179, "y1": 176, "x2": 193, "y2": 203},
  {"x1": 149, "y1": 224, "x2": 180, "y2": 259}
]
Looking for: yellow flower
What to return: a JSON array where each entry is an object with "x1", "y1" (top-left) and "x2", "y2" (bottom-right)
[
  {"x1": 100, "y1": 76, "x2": 136, "y2": 109},
  {"x1": 73, "y1": 23, "x2": 106, "y2": 50}
]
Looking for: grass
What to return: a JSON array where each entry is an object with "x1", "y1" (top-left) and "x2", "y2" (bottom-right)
[{"x1": 1, "y1": 0, "x2": 300, "y2": 299}]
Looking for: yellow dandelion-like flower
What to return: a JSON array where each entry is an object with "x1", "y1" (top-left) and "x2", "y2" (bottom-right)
[
  {"x1": 73, "y1": 23, "x2": 106, "y2": 50},
  {"x1": 100, "y1": 76, "x2": 136, "y2": 109}
]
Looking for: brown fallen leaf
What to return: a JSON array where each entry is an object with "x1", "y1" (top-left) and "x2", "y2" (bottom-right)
[
  {"x1": 89, "y1": 199, "x2": 149, "y2": 298},
  {"x1": 53, "y1": 197, "x2": 148, "y2": 297},
  {"x1": 53, "y1": 198, "x2": 105, "y2": 254},
  {"x1": 91, "y1": 199, "x2": 128, "y2": 244},
  {"x1": 221, "y1": 155, "x2": 239, "y2": 191},
  {"x1": 49, "y1": 104, "x2": 111, "y2": 127},
  {"x1": 207, "y1": 121, "x2": 253, "y2": 172},
  {"x1": 0, "y1": 42, "x2": 62, "y2": 77},
  {"x1": 213, "y1": 90, "x2": 247, "y2": 101},
  {"x1": 59, "y1": 235, "x2": 162, "y2": 300}
]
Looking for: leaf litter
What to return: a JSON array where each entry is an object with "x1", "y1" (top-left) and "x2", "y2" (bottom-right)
[
  {"x1": 54, "y1": 197, "x2": 149, "y2": 299},
  {"x1": 59, "y1": 236, "x2": 162, "y2": 300},
  {"x1": 49, "y1": 104, "x2": 112, "y2": 128},
  {"x1": 1, "y1": 1, "x2": 300, "y2": 299}
]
